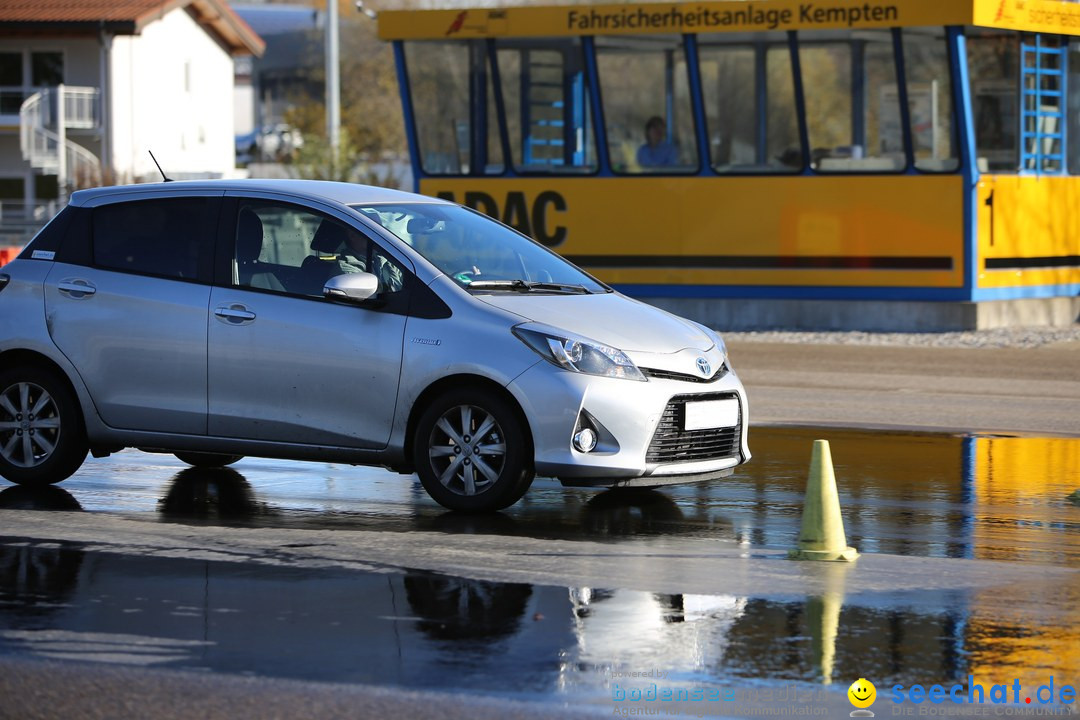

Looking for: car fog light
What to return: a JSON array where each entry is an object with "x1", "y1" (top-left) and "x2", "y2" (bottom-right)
[{"x1": 573, "y1": 428, "x2": 597, "y2": 453}]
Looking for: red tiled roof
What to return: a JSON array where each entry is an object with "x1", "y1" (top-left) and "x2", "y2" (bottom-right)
[
  {"x1": 0, "y1": 0, "x2": 183, "y2": 24},
  {"x1": 0, "y1": 0, "x2": 265, "y2": 56}
]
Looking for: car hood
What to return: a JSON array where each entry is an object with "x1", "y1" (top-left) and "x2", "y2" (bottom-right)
[{"x1": 473, "y1": 291, "x2": 712, "y2": 353}]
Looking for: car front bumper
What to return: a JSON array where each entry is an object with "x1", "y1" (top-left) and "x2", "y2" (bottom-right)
[{"x1": 507, "y1": 357, "x2": 751, "y2": 488}]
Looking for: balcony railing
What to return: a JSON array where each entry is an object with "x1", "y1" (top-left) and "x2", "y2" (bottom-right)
[
  {"x1": 0, "y1": 200, "x2": 59, "y2": 247},
  {"x1": 2, "y1": 85, "x2": 101, "y2": 125},
  {"x1": 19, "y1": 85, "x2": 102, "y2": 194}
]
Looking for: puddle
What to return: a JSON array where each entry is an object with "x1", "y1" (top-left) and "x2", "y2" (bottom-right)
[
  {"x1": 4, "y1": 428, "x2": 1076, "y2": 567},
  {"x1": 1, "y1": 428, "x2": 1078, "y2": 706},
  {"x1": 0, "y1": 542, "x2": 1077, "y2": 703}
]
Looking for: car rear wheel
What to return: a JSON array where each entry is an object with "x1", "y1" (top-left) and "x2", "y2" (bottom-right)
[
  {"x1": 0, "y1": 367, "x2": 88, "y2": 486},
  {"x1": 174, "y1": 452, "x2": 244, "y2": 468},
  {"x1": 413, "y1": 388, "x2": 533, "y2": 512}
]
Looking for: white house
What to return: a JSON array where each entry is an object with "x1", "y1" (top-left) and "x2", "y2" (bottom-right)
[{"x1": 0, "y1": 0, "x2": 264, "y2": 242}]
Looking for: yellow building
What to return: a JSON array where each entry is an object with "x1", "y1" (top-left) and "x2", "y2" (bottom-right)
[{"x1": 379, "y1": 0, "x2": 1080, "y2": 330}]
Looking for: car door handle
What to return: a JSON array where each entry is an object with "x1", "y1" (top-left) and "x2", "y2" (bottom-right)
[
  {"x1": 57, "y1": 279, "x2": 97, "y2": 298},
  {"x1": 214, "y1": 304, "x2": 256, "y2": 324}
]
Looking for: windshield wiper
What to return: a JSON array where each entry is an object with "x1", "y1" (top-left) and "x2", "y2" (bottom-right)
[{"x1": 465, "y1": 279, "x2": 590, "y2": 294}]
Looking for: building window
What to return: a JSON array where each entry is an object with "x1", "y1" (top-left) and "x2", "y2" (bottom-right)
[
  {"x1": 800, "y1": 30, "x2": 905, "y2": 173},
  {"x1": 31, "y1": 52, "x2": 62, "y2": 86},
  {"x1": 496, "y1": 39, "x2": 597, "y2": 173},
  {"x1": 901, "y1": 28, "x2": 959, "y2": 172},
  {"x1": 1068, "y1": 39, "x2": 1080, "y2": 174},
  {"x1": 699, "y1": 33, "x2": 800, "y2": 173},
  {"x1": 0, "y1": 52, "x2": 24, "y2": 114},
  {"x1": 0, "y1": 50, "x2": 63, "y2": 115},
  {"x1": 406, "y1": 41, "x2": 505, "y2": 176},
  {"x1": 596, "y1": 35, "x2": 698, "y2": 174},
  {"x1": 968, "y1": 31, "x2": 1019, "y2": 172}
]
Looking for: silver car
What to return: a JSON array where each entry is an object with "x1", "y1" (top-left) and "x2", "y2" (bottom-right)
[{"x1": 0, "y1": 180, "x2": 750, "y2": 512}]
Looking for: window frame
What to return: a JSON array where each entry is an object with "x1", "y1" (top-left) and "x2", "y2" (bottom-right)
[
  {"x1": 0, "y1": 47, "x2": 66, "y2": 117},
  {"x1": 593, "y1": 34, "x2": 701, "y2": 176},
  {"x1": 900, "y1": 27, "x2": 961, "y2": 175},
  {"x1": 87, "y1": 194, "x2": 221, "y2": 284},
  {"x1": 401, "y1": 27, "x2": 964, "y2": 180},
  {"x1": 213, "y1": 196, "x2": 416, "y2": 308},
  {"x1": 796, "y1": 31, "x2": 907, "y2": 175},
  {"x1": 495, "y1": 37, "x2": 602, "y2": 176},
  {"x1": 696, "y1": 34, "x2": 803, "y2": 175},
  {"x1": 405, "y1": 39, "x2": 507, "y2": 177},
  {"x1": 967, "y1": 28, "x2": 1022, "y2": 174}
]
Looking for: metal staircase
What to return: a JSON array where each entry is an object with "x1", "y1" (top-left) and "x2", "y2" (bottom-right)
[
  {"x1": 522, "y1": 50, "x2": 567, "y2": 167},
  {"x1": 1020, "y1": 35, "x2": 1066, "y2": 175},
  {"x1": 19, "y1": 85, "x2": 102, "y2": 194},
  {"x1": 520, "y1": 49, "x2": 590, "y2": 168}
]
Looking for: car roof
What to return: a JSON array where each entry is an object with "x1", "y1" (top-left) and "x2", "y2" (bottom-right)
[{"x1": 69, "y1": 179, "x2": 451, "y2": 208}]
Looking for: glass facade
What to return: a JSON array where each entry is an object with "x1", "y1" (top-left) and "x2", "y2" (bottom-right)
[{"x1": 401, "y1": 26, "x2": 1078, "y2": 177}]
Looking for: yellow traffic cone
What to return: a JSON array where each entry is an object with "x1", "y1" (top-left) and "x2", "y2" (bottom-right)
[{"x1": 788, "y1": 440, "x2": 859, "y2": 562}]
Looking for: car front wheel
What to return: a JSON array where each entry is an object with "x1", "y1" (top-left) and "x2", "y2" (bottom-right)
[
  {"x1": 413, "y1": 388, "x2": 533, "y2": 512},
  {"x1": 0, "y1": 367, "x2": 88, "y2": 486}
]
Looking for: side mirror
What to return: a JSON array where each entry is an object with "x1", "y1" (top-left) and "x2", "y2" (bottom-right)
[{"x1": 323, "y1": 272, "x2": 379, "y2": 303}]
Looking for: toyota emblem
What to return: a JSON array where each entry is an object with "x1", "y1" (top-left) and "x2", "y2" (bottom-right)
[{"x1": 696, "y1": 357, "x2": 711, "y2": 377}]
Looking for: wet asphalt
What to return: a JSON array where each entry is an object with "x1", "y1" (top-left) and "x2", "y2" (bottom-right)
[{"x1": 1, "y1": 426, "x2": 1078, "y2": 719}]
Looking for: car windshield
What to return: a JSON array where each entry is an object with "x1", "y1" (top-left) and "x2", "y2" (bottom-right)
[{"x1": 351, "y1": 203, "x2": 608, "y2": 294}]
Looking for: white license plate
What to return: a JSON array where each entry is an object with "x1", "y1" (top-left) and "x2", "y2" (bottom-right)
[{"x1": 683, "y1": 399, "x2": 740, "y2": 431}]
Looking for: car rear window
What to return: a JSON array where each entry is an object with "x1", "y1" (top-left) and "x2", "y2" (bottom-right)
[{"x1": 92, "y1": 197, "x2": 214, "y2": 280}]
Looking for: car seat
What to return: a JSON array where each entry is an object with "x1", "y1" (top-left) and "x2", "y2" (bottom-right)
[
  {"x1": 236, "y1": 208, "x2": 286, "y2": 291},
  {"x1": 295, "y1": 220, "x2": 364, "y2": 296}
]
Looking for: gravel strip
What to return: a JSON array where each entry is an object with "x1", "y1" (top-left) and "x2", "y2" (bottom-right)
[{"x1": 723, "y1": 324, "x2": 1080, "y2": 349}]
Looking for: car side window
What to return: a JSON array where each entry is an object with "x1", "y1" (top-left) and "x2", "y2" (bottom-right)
[
  {"x1": 233, "y1": 201, "x2": 404, "y2": 298},
  {"x1": 92, "y1": 197, "x2": 214, "y2": 280}
]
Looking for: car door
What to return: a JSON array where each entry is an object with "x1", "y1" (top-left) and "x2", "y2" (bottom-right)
[
  {"x1": 206, "y1": 197, "x2": 409, "y2": 448},
  {"x1": 44, "y1": 192, "x2": 220, "y2": 435}
]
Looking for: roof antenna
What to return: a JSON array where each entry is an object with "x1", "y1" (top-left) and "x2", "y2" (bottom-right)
[{"x1": 148, "y1": 150, "x2": 172, "y2": 182}]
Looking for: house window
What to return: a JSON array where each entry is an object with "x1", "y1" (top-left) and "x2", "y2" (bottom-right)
[
  {"x1": 31, "y1": 52, "x2": 62, "y2": 86},
  {"x1": 35, "y1": 175, "x2": 58, "y2": 201},
  {"x1": 0, "y1": 178, "x2": 23, "y2": 200},
  {"x1": 0, "y1": 52, "x2": 23, "y2": 114},
  {"x1": 0, "y1": 50, "x2": 63, "y2": 115}
]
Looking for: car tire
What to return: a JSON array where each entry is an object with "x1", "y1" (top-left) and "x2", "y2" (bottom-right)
[
  {"x1": 0, "y1": 366, "x2": 88, "y2": 486},
  {"x1": 174, "y1": 452, "x2": 244, "y2": 469},
  {"x1": 413, "y1": 388, "x2": 534, "y2": 513}
]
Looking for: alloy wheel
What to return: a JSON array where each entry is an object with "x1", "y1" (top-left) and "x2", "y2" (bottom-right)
[
  {"x1": 0, "y1": 382, "x2": 62, "y2": 468},
  {"x1": 427, "y1": 404, "x2": 507, "y2": 497}
]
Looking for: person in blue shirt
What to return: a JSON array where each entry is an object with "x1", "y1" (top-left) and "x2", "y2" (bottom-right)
[{"x1": 637, "y1": 116, "x2": 677, "y2": 168}]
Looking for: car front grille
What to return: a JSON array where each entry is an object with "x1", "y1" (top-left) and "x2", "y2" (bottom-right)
[
  {"x1": 645, "y1": 392, "x2": 742, "y2": 465},
  {"x1": 640, "y1": 363, "x2": 728, "y2": 383}
]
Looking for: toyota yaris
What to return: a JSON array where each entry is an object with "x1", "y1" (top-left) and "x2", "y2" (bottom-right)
[{"x1": 0, "y1": 180, "x2": 750, "y2": 512}]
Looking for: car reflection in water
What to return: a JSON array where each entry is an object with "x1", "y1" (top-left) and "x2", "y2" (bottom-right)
[
  {"x1": 0, "y1": 540, "x2": 980, "y2": 695},
  {"x1": 0, "y1": 484, "x2": 83, "y2": 512},
  {"x1": 0, "y1": 428, "x2": 1077, "y2": 698},
  {"x1": 157, "y1": 467, "x2": 268, "y2": 523}
]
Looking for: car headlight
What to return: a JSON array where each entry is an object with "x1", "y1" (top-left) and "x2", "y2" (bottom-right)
[{"x1": 513, "y1": 324, "x2": 646, "y2": 381}]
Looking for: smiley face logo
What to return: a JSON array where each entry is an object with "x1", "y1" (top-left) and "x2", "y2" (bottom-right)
[{"x1": 848, "y1": 678, "x2": 876, "y2": 715}]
